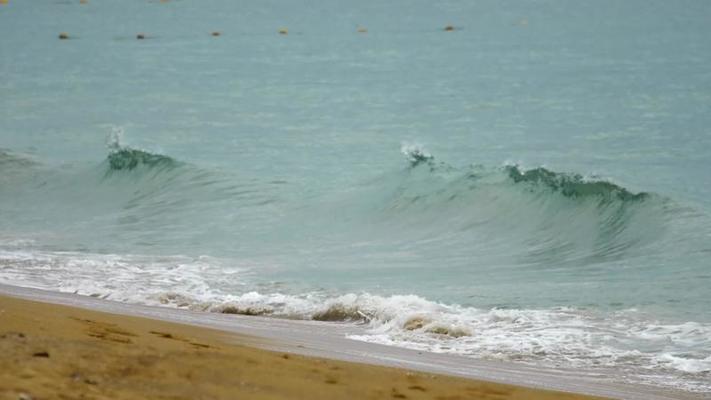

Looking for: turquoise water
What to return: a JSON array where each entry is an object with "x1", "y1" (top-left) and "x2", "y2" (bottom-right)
[{"x1": 2, "y1": 0, "x2": 711, "y2": 392}]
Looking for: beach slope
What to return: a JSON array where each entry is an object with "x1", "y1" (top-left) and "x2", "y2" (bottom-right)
[{"x1": 0, "y1": 294, "x2": 605, "y2": 400}]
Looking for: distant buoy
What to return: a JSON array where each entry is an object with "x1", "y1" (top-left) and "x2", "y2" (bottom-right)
[
  {"x1": 278, "y1": 28, "x2": 288, "y2": 35},
  {"x1": 136, "y1": 33, "x2": 145, "y2": 40},
  {"x1": 444, "y1": 25, "x2": 455, "y2": 31},
  {"x1": 211, "y1": 31, "x2": 221, "y2": 37},
  {"x1": 79, "y1": 0, "x2": 88, "y2": 4},
  {"x1": 357, "y1": 27, "x2": 367, "y2": 33},
  {"x1": 58, "y1": 32, "x2": 69, "y2": 40}
]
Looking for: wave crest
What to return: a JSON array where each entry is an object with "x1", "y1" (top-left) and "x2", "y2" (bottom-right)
[
  {"x1": 106, "y1": 148, "x2": 177, "y2": 172},
  {"x1": 505, "y1": 165, "x2": 649, "y2": 202},
  {"x1": 401, "y1": 142, "x2": 434, "y2": 167},
  {"x1": 0, "y1": 149, "x2": 39, "y2": 169},
  {"x1": 104, "y1": 127, "x2": 178, "y2": 173}
]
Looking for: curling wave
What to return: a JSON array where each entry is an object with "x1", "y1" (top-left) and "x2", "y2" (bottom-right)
[
  {"x1": 1, "y1": 140, "x2": 709, "y2": 393},
  {"x1": 106, "y1": 148, "x2": 178, "y2": 172},
  {"x1": 400, "y1": 143, "x2": 650, "y2": 204},
  {"x1": 103, "y1": 129, "x2": 180, "y2": 174},
  {"x1": 504, "y1": 165, "x2": 649, "y2": 202}
]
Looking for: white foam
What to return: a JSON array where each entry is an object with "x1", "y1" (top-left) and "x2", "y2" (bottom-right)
[
  {"x1": 400, "y1": 142, "x2": 432, "y2": 164},
  {"x1": 0, "y1": 249, "x2": 244, "y2": 305},
  {"x1": 654, "y1": 353, "x2": 711, "y2": 374},
  {"x1": 1, "y1": 249, "x2": 709, "y2": 392},
  {"x1": 106, "y1": 126, "x2": 124, "y2": 151}
]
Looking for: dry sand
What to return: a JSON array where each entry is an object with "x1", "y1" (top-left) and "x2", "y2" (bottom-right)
[{"x1": 0, "y1": 295, "x2": 606, "y2": 400}]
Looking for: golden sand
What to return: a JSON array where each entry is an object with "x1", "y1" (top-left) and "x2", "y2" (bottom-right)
[{"x1": 0, "y1": 295, "x2": 606, "y2": 400}]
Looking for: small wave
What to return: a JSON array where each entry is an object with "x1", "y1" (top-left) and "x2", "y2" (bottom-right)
[
  {"x1": 214, "y1": 304, "x2": 273, "y2": 316},
  {"x1": 402, "y1": 316, "x2": 471, "y2": 337},
  {"x1": 0, "y1": 149, "x2": 40, "y2": 188},
  {"x1": 0, "y1": 149, "x2": 39, "y2": 169},
  {"x1": 313, "y1": 304, "x2": 369, "y2": 322}
]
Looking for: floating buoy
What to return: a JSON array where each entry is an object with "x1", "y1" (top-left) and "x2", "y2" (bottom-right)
[
  {"x1": 278, "y1": 28, "x2": 288, "y2": 35},
  {"x1": 58, "y1": 32, "x2": 69, "y2": 40},
  {"x1": 136, "y1": 33, "x2": 145, "y2": 40},
  {"x1": 357, "y1": 26, "x2": 367, "y2": 33},
  {"x1": 444, "y1": 25, "x2": 455, "y2": 31},
  {"x1": 211, "y1": 31, "x2": 221, "y2": 37},
  {"x1": 79, "y1": 0, "x2": 88, "y2": 4}
]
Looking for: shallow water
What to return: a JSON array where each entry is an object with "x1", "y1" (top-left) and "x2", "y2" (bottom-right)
[{"x1": 1, "y1": 0, "x2": 710, "y2": 393}]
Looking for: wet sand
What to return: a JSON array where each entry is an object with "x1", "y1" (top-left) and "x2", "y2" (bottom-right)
[{"x1": 0, "y1": 294, "x2": 606, "y2": 400}]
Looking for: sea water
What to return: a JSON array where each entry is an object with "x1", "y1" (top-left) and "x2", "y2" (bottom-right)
[{"x1": 1, "y1": 0, "x2": 710, "y2": 393}]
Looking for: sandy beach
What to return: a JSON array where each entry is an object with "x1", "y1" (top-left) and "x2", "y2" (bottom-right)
[{"x1": 0, "y1": 293, "x2": 609, "y2": 400}]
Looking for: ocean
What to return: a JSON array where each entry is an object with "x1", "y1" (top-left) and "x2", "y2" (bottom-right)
[{"x1": 1, "y1": 0, "x2": 710, "y2": 394}]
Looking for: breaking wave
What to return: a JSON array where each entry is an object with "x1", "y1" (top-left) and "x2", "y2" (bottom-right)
[
  {"x1": 504, "y1": 165, "x2": 649, "y2": 202},
  {"x1": 103, "y1": 128, "x2": 180, "y2": 174},
  {"x1": 1, "y1": 139, "x2": 710, "y2": 393},
  {"x1": 105, "y1": 148, "x2": 178, "y2": 173},
  {"x1": 131, "y1": 289, "x2": 711, "y2": 393},
  {"x1": 400, "y1": 143, "x2": 650, "y2": 204},
  {"x1": 1, "y1": 247, "x2": 708, "y2": 392}
]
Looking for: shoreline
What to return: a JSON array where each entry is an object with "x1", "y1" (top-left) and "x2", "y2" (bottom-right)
[{"x1": 0, "y1": 284, "x2": 696, "y2": 399}]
